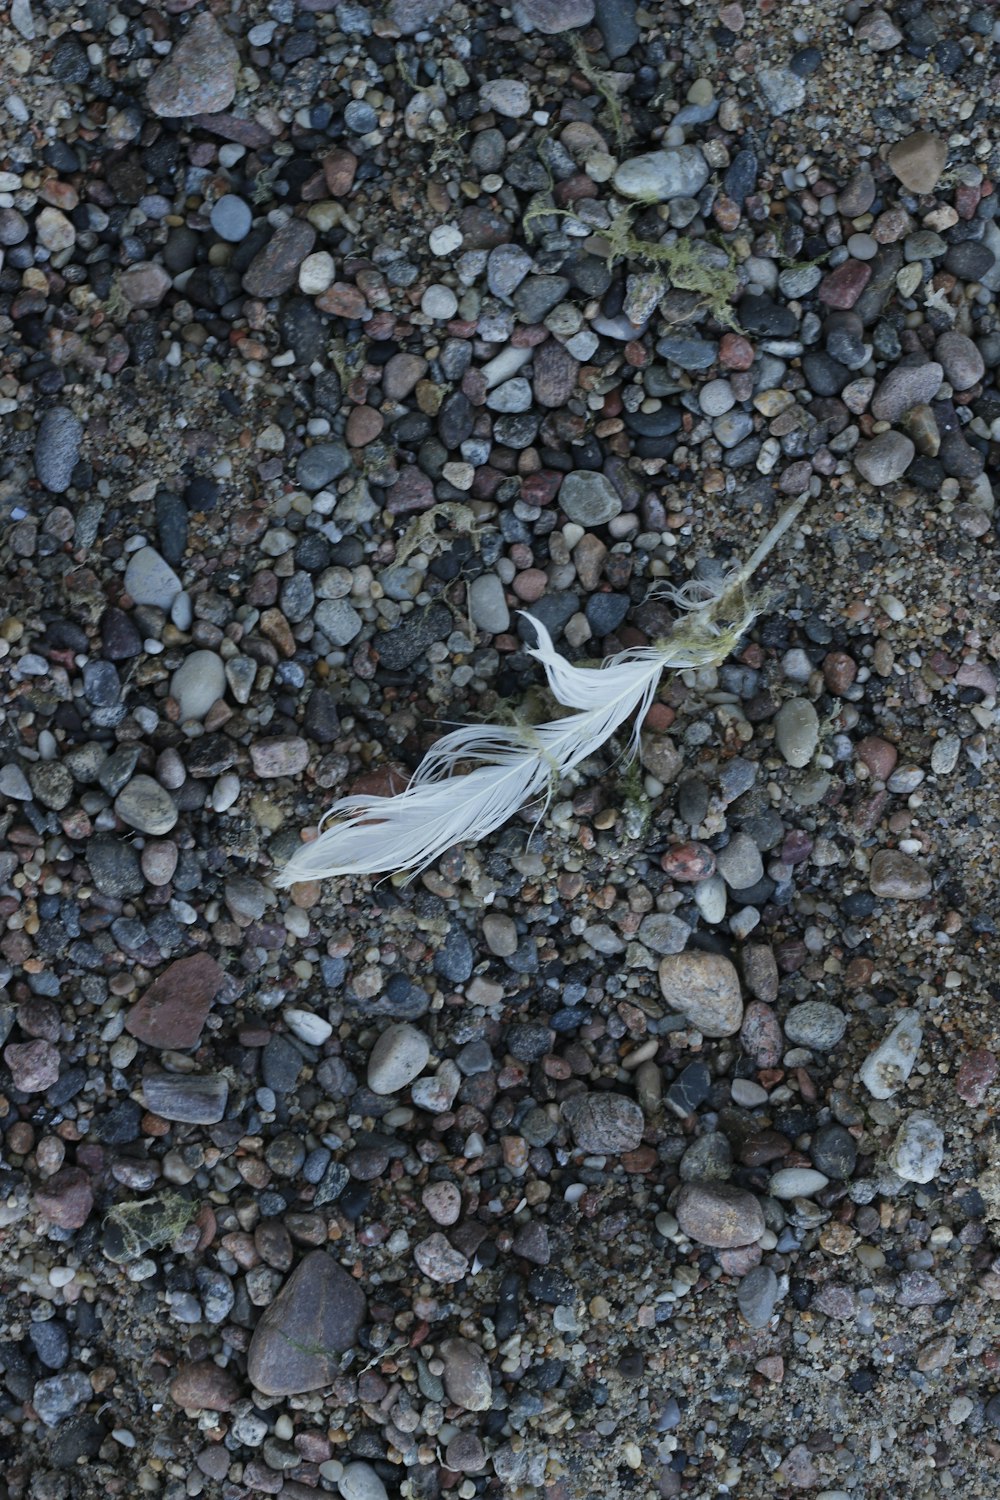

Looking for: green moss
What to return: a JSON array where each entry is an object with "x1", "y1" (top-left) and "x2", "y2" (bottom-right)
[
  {"x1": 395, "y1": 502, "x2": 490, "y2": 565},
  {"x1": 601, "y1": 204, "x2": 741, "y2": 329},
  {"x1": 570, "y1": 36, "x2": 629, "y2": 154}
]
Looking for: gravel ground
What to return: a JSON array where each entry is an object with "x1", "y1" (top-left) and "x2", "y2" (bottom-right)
[{"x1": 2, "y1": 0, "x2": 1000, "y2": 1497}]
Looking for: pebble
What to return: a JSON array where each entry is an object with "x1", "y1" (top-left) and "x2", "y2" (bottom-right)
[
  {"x1": 34, "y1": 407, "x2": 82, "y2": 494},
  {"x1": 887, "y1": 131, "x2": 949, "y2": 194},
  {"x1": 32, "y1": 1372, "x2": 93, "y2": 1427},
  {"x1": 774, "y1": 698, "x2": 819, "y2": 767},
  {"x1": 247, "y1": 1252, "x2": 367, "y2": 1396},
  {"x1": 783, "y1": 1001, "x2": 847, "y2": 1050},
  {"x1": 675, "y1": 1183, "x2": 765, "y2": 1247},
  {"x1": 210, "y1": 195, "x2": 252, "y2": 242},
  {"x1": 768, "y1": 1167, "x2": 829, "y2": 1199},
  {"x1": 468, "y1": 573, "x2": 510, "y2": 633},
  {"x1": 558, "y1": 470, "x2": 622, "y2": 526},
  {"x1": 737, "y1": 1265, "x2": 779, "y2": 1327},
  {"x1": 244, "y1": 221, "x2": 317, "y2": 299},
  {"x1": 114, "y1": 776, "x2": 178, "y2": 836},
  {"x1": 250, "y1": 738, "x2": 310, "y2": 778},
  {"x1": 439, "y1": 1338, "x2": 492, "y2": 1411},
  {"x1": 715, "y1": 832, "x2": 764, "y2": 890},
  {"x1": 562, "y1": 1092, "x2": 644, "y2": 1152},
  {"x1": 170, "y1": 651, "x2": 226, "y2": 721},
  {"x1": 612, "y1": 147, "x2": 710, "y2": 202},
  {"x1": 871, "y1": 362, "x2": 943, "y2": 422},
  {"x1": 935, "y1": 331, "x2": 984, "y2": 391},
  {"x1": 146, "y1": 13, "x2": 239, "y2": 117},
  {"x1": 854, "y1": 431, "x2": 915, "y2": 485},
  {"x1": 859, "y1": 1012, "x2": 923, "y2": 1098},
  {"x1": 889, "y1": 1113, "x2": 944, "y2": 1183},
  {"x1": 124, "y1": 546, "x2": 182, "y2": 610},
  {"x1": 513, "y1": 0, "x2": 596, "y2": 33},
  {"x1": 141, "y1": 1073, "x2": 228, "y2": 1124},
  {"x1": 479, "y1": 79, "x2": 531, "y2": 118},
  {"x1": 5, "y1": 1038, "x2": 60, "y2": 1093},
  {"x1": 338, "y1": 1464, "x2": 389, "y2": 1500},
  {"x1": 170, "y1": 1362, "x2": 241, "y2": 1413},
  {"x1": 756, "y1": 67, "x2": 806, "y2": 116},
  {"x1": 367, "y1": 1023, "x2": 430, "y2": 1094},
  {"x1": 658, "y1": 951, "x2": 743, "y2": 1037},
  {"x1": 869, "y1": 848, "x2": 932, "y2": 899}
]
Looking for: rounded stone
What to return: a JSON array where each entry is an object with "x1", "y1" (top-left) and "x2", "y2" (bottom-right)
[
  {"x1": 558, "y1": 470, "x2": 622, "y2": 526},
  {"x1": 768, "y1": 1167, "x2": 829, "y2": 1199},
  {"x1": 889, "y1": 1112, "x2": 944, "y2": 1184},
  {"x1": 658, "y1": 951, "x2": 743, "y2": 1037},
  {"x1": 775, "y1": 697, "x2": 819, "y2": 767},
  {"x1": 367, "y1": 1023, "x2": 430, "y2": 1095},
  {"x1": 170, "y1": 651, "x2": 226, "y2": 721},
  {"x1": 34, "y1": 407, "x2": 82, "y2": 494},
  {"x1": 869, "y1": 848, "x2": 932, "y2": 899},
  {"x1": 783, "y1": 1001, "x2": 847, "y2": 1050},
  {"x1": 339, "y1": 1463, "x2": 388, "y2": 1500},
  {"x1": 675, "y1": 1182, "x2": 765, "y2": 1247},
  {"x1": 854, "y1": 431, "x2": 915, "y2": 485},
  {"x1": 210, "y1": 195, "x2": 252, "y2": 243},
  {"x1": 612, "y1": 146, "x2": 710, "y2": 202},
  {"x1": 114, "y1": 776, "x2": 178, "y2": 836},
  {"x1": 439, "y1": 1337, "x2": 492, "y2": 1411},
  {"x1": 737, "y1": 1264, "x2": 779, "y2": 1327},
  {"x1": 562, "y1": 1092, "x2": 644, "y2": 1153},
  {"x1": 124, "y1": 546, "x2": 182, "y2": 610}
]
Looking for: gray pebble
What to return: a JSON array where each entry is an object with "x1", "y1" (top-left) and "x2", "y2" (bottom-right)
[
  {"x1": 559, "y1": 470, "x2": 622, "y2": 526},
  {"x1": 737, "y1": 1265, "x2": 779, "y2": 1328},
  {"x1": 783, "y1": 1001, "x2": 847, "y2": 1050},
  {"x1": 210, "y1": 195, "x2": 252, "y2": 242},
  {"x1": 35, "y1": 407, "x2": 82, "y2": 494},
  {"x1": 775, "y1": 697, "x2": 819, "y2": 767}
]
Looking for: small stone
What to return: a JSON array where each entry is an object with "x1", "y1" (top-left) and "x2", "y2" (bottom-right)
[
  {"x1": 147, "y1": 13, "x2": 239, "y2": 117},
  {"x1": 889, "y1": 1112, "x2": 944, "y2": 1184},
  {"x1": 170, "y1": 651, "x2": 226, "y2": 721},
  {"x1": 817, "y1": 260, "x2": 872, "y2": 309},
  {"x1": 250, "y1": 738, "x2": 310, "y2": 778},
  {"x1": 170, "y1": 1362, "x2": 240, "y2": 1413},
  {"x1": 479, "y1": 79, "x2": 531, "y2": 118},
  {"x1": 338, "y1": 1463, "x2": 389, "y2": 1500},
  {"x1": 871, "y1": 362, "x2": 943, "y2": 422},
  {"x1": 737, "y1": 1265, "x2": 779, "y2": 1327},
  {"x1": 32, "y1": 1167, "x2": 93, "y2": 1229},
  {"x1": 562, "y1": 1092, "x2": 644, "y2": 1152},
  {"x1": 675, "y1": 1182, "x2": 765, "y2": 1247},
  {"x1": 414, "y1": 1233, "x2": 469, "y2": 1283},
  {"x1": 35, "y1": 206, "x2": 75, "y2": 252},
  {"x1": 210, "y1": 195, "x2": 252, "y2": 243},
  {"x1": 513, "y1": 0, "x2": 595, "y2": 33},
  {"x1": 444, "y1": 1433, "x2": 487, "y2": 1474},
  {"x1": 126, "y1": 954, "x2": 225, "y2": 1051},
  {"x1": 934, "y1": 331, "x2": 985, "y2": 391},
  {"x1": 955, "y1": 1049, "x2": 998, "y2": 1107},
  {"x1": 247, "y1": 1251, "x2": 367, "y2": 1396},
  {"x1": 367, "y1": 1023, "x2": 430, "y2": 1095},
  {"x1": 658, "y1": 951, "x2": 743, "y2": 1037},
  {"x1": 124, "y1": 546, "x2": 182, "y2": 610},
  {"x1": 757, "y1": 66, "x2": 806, "y2": 116},
  {"x1": 32, "y1": 1372, "x2": 93, "y2": 1427},
  {"x1": 855, "y1": 430, "x2": 915, "y2": 485},
  {"x1": 34, "y1": 408, "x2": 82, "y2": 494},
  {"x1": 468, "y1": 573, "x2": 510, "y2": 634},
  {"x1": 382, "y1": 353, "x2": 428, "y2": 399},
  {"x1": 114, "y1": 776, "x2": 177, "y2": 836},
  {"x1": 783, "y1": 1001, "x2": 847, "y2": 1050},
  {"x1": 869, "y1": 848, "x2": 931, "y2": 899},
  {"x1": 422, "y1": 1181, "x2": 462, "y2": 1226},
  {"x1": 887, "y1": 132, "x2": 948, "y2": 195},
  {"x1": 612, "y1": 147, "x2": 710, "y2": 202},
  {"x1": 715, "y1": 832, "x2": 764, "y2": 890},
  {"x1": 141, "y1": 1074, "x2": 228, "y2": 1124},
  {"x1": 119, "y1": 262, "x2": 172, "y2": 309},
  {"x1": 244, "y1": 221, "x2": 317, "y2": 298},
  {"x1": 439, "y1": 1338, "x2": 492, "y2": 1411},
  {"x1": 421, "y1": 283, "x2": 459, "y2": 319},
  {"x1": 774, "y1": 698, "x2": 819, "y2": 767},
  {"x1": 810, "y1": 1124, "x2": 858, "y2": 1180},
  {"x1": 859, "y1": 1012, "x2": 922, "y2": 1099},
  {"x1": 768, "y1": 1167, "x2": 829, "y2": 1198},
  {"x1": 558, "y1": 470, "x2": 622, "y2": 526}
]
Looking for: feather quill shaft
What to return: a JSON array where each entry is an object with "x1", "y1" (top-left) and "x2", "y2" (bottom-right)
[{"x1": 274, "y1": 500, "x2": 804, "y2": 886}]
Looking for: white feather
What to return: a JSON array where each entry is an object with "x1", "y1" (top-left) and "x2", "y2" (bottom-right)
[{"x1": 273, "y1": 500, "x2": 804, "y2": 887}]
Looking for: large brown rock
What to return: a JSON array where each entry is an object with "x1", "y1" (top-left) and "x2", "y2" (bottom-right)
[
  {"x1": 126, "y1": 953, "x2": 224, "y2": 1050},
  {"x1": 147, "y1": 14, "x2": 239, "y2": 118},
  {"x1": 658, "y1": 951, "x2": 743, "y2": 1037},
  {"x1": 247, "y1": 1251, "x2": 366, "y2": 1396},
  {"x1": 675, "y1": 1183, "x2": 765, "y2": 1248}
]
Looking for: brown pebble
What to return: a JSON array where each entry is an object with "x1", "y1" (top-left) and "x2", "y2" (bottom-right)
[
  {"x1": 822, "y1": 650, "x2": 857, "y2": 692},
  {"x1": 170, "y1": 1361, "x2": 241, "y2": 1412},
  {"x1": 855, "y1": 735, "x2": 898, "y2": 780}
]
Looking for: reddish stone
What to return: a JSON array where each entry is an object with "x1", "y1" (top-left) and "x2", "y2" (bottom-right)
[
  {"x1": 718, "y1": 332, "x2": 755, "y2": 370},
  {"x1": 345, "y1": 405, "x2": 384, "y2": 446},
  {"x1": 315, "y1": 283, "x2": 367, "y2": 319},
  {"x1": 740, "y1": 1002, "x2": 782, "y2": 1068},
  {"x1": 956, "y1": 1049, "x2": 998, "y2": 1106},
  {"x1": 322, "y1": 148, "x2": 358, "y2": 196},
  {"x1": 125, "y1": 953, "x2": 225, "y2": 1050},
  {"x1": 520, "y1": 470, "x2": 562, "y2": 506},
  {"x1": 822, "y1": 650, "x2": 857, "y2": 692},
  {"x1": 4, "y1": 1038, "x2": 59, "y2": 1092},
  {"x1": 33, "y1": 1166, "x2": 93, "y2": 1229},
  {"x1": 856, "y1": 735, "x2": 898, "y2": 780},
  {"x1": 661, "y1": 841, "x2": 716, "y2": 881},
  {"x1": 171, "y1": 1361, "x2": 241, "y2": 1412},
  {"x1": 818, "y1": 260, "x2": 872, "y2": 309},
  {"x1": 385, "y1": 466, "x2": 434, "y2": 515}
]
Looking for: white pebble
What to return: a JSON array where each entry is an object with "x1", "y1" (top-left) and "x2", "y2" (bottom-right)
[
  {"x1": 299, "y1": 251, "x2": 335, "y2": 295},
  {"x1": 421, "y1": 283, "x2": 458, "y2": 319},
  {"x1": 429, "y1": 224, "x2": 462, "y2": 256},
  {"x1": 284, "y1": 1007, "x2": 333, "y2": 1046}
]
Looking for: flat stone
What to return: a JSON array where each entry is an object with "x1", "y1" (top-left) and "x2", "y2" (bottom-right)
[
  {"x1": 247, "y1": 1251, "x2": 366, "y2": 1396},
  {"x1": 32, "y1": 1372, "x2": 92, "y2": 1427},
  {"x1": 141, "y1": 1074, "x2": 228, "y2": 1124},
  {"x1": 859, "y1": 1012, "x2": 922, "y2": 1099},
  {"x1": 889, "y1": 1112, "x2": 944, "y2": 1184},
  {"x1": 479, "y1": 79, "x2": 531, "y2": 118},
  {"x1": 114, "y1": 776, "x2": 177, "y2": 836},
  {"x1": 315, "y1": 598, "x2": 363, "y2": 646},
  {"x1": 715, "y1": 832, "x2": 764, "y2": 890},
  {"x1": 243, "y1": 221, "x2": 317, "y2": 298},
  {"x1": 124, "y1": 546, "x2": 182, "y2": 610},
  {"x1": 675, "y1": 1182, "x2": 765, "y2": 1247},
  {"x1": 562, "y1": 1091, "x2": 644, "y2": 1152},
  {"x1": 34, "y1": 407, "x2": 82, "y2": 494},
  {"x1": 250, "y1": 737, "x2": 310, "y2": 778},
  {"x1": 147, "y1": 14, "x2": 239, "y2": 118},
  {"x1": 532, "y1": 340, "x2": 579, "y2": 408},
  {"x1": 210, "y1": 195, "x2": 253, "y2": 243},
  {"x1": 32, "y1": 1167, "x2": 93, "y2": 1229},
  {"x1": 439, "y1": 1337, "x2": 492, "y2": 1411},
  {"x1": 757, "y1": 66, "x2": 805, "y2": 116},
  {"x1": 558, "y1": 470, "x2": 622, "y2": 526},
  {"x1": 170, "y1": 651, "x2": 226, "y2": 721},
  {"x1": 887, "y1": 131, "x2": 948, "y2": 195},
  {"x1": 737, "y1": 1265, "x2": 779, "y2": 1328},
  {"x1": 869, "y1": 848, "x2": 931, "y2": 898},
  {"x1": 774, "y1": 697, "x2": 819, "y2": 767},
  {"x1": 170, "y1": 1361, "x2": 241, "y2": 1412},
  {"x1": 5, "y1": 1038, "x2": 60, "y2": 1092},
  {"x1": 126, "y1": 954, "x2": 225, "y2": 1050},
  {"x1": 871, "y1": 361, "x2": 943, "y2": 422},
  {"x1": 658, "y1": 951, "x2": 743, "y2": 1037},
  {"x1": 613, "y1": 147, "x2": 709, "y2": 202},
  {"x1": 367, "y1": 1023, "x2": 430, "y2": 1095}
]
